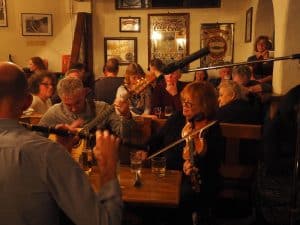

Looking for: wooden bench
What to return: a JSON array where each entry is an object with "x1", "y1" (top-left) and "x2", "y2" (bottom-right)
[{"x1": 218, "y1": 122, "x2": 263, "y2": 200}]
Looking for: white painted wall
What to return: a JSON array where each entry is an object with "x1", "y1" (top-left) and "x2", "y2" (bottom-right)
[
  {"x1": 0, "y1": 0, "x2": 74, "y2": 71},
  {"x1": 271, "y1": 0, "x2": 300, "y2": 94},
  {"x1": 93, "y1": 0, "x2": 250, "y2": 80}
]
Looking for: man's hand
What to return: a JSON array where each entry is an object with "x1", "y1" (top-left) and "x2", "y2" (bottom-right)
[
  {"x1": 55, "y1": 119, "x2": 84, "y2": 152},
  {"x1": 93, "y1": 130, "x2": 120, "y2": 185},
  {"x1": 114, "y1": 97, "x2": 132, "y2": 119}
]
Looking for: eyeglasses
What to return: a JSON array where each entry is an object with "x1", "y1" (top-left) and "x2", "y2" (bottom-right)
[
  {"x1": 181, "y1": 99, "x2": 194, "y2": 108},
  {"x1": 40, "y1": 83, "x2": 54, "y2": 87}
]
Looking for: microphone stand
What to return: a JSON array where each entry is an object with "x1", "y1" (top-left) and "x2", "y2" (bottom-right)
[
  {"x1": 183, "y1": 54, "x2": 300, "y2": 73},
  {"x1": 290, "y1": 105, "x2": 300, "y2": 225}
]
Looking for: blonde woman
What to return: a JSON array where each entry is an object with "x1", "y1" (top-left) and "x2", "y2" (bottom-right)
[
  {"x1": 116, "y1": 63, "x2": 151, "y2": 116},
  {"x1": 216, "y1": 80, "x2": 260, "y2": 123}
]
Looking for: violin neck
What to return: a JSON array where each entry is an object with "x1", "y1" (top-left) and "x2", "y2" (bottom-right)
[{"x1": 187, "y1": 138, "x2": 201, "y2": 192}]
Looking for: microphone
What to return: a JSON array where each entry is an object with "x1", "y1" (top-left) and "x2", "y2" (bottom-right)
[{"x1": 162, "y1": 47, "x2": 210, "y2": 74}]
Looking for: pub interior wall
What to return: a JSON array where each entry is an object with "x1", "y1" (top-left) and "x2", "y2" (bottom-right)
[{"x1": 0, "y1": 0, "x2": 299, "y2": 93}]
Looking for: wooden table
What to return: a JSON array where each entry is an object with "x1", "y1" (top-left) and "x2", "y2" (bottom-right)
[
  {"x1": 19, "y1": 113, "x2": 42, "y2": 125},
  {"x1": 89, "y1": 166, "x2": 182, "y2": 207}
]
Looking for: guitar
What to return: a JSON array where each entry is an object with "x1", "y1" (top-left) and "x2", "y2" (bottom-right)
[{"x1": 50, "y1": 73, "x2": 157, "y2": 163}]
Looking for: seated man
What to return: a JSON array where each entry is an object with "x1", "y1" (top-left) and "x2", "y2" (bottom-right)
[
  {"x1": 0, "y1": 61, "x2": 122, "y2": 225},
  {"x1": 151, "y1": 69, "x2": 186, "y2": 115},
  {"x1": 39, "y1": 77, "x2": 135, "y2": 141},
  {"x1": 94, "y1": 58, "x2": 123, "y2": 104}
]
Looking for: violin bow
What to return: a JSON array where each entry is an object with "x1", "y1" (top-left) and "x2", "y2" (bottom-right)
[{"x1": 147, "y1": 120, "x2": 217, "y2": 160}]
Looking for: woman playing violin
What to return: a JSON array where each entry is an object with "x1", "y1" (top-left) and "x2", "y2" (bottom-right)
[
  {"x1": 180, "y1": 81, "x2": 223, "y2": 224},
  {"x1": 141, "y1": 81, "x2": 223, "y2": 224}
]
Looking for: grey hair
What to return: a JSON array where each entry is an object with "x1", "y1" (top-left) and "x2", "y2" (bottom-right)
[
  {"x1": 218, "y1": 80, "x2": 245, "y2": 100},
  {"x1": 232, "y1": 65, "x2": 251, "y2": 80},
  {"x1": 65, "y1": 69, "x2": 80, "y2": 77},
  {"x1": 57, "y1": 77, "x2": 83, "y2": 98}
]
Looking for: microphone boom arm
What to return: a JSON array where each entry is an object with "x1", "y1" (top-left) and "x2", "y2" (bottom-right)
[{"x1": 183, "y1": 54, "x2": 300, "y2": 73}]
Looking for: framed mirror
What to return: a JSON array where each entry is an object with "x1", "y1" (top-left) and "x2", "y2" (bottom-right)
[
  {"x1": 104, "y1": 37, "x2": 137, "y2": 65},
  {"x1": 148, "y1": 13, "x2": 189, "y2": 65}
]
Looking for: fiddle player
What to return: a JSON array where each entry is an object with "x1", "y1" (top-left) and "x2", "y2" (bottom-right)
[
  {"x1": 139, "y1": 82, "x2": 223, "y2": 224},
  {"x1": 0, "y1": 61, "x2": 122, "y2": 225},
  {"x1": 39, "y1": 76, "x2": 136, "y2": 140},
  {"x1": 181, "y1": 82, "x2": 223, "y2": 224}
]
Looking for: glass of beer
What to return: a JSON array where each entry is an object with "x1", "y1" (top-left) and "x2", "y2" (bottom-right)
[
  {"x1": 151, "y1": 156, "x2": 166, "y2": 177},
  {"x1": 130, "y1": 151, "x2": 142, "y2": 174}
]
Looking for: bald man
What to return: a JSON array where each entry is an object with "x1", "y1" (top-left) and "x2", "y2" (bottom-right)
[{"x1": 0, "y1": 62, "x2": 122, "y2": 225}]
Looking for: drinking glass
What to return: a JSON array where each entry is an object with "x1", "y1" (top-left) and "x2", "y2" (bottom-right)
[
  {"x1": 80, "y1": 148, "x2": 93, "y2": 174},
  {"x1": 130, "y1": 152, "x2": 142, "y2": 174},
  {"x1": 153, "y1": 107, "x2": 162, "y2": 118},
  {"x1": 151, "y1": 156, "x2": 166, "y2": 177},
  {"x1": 164, "y1": 106, "x2": 173, "y2": 118}
]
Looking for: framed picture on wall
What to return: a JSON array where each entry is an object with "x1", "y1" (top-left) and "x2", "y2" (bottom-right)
[
  {"x1": 0, "y1": 0, "x2": 8, "y2": 27},
  {"x1": 200, "y1": 23, "x2": 234, "y2": 67},
  {"x1": 245, "y1": 7, "x2": 253, "y2": 43},
  {"x1": 104, "y1": 37, "x2": 137, "y2": 65},
  {"x1": 119, "y1": 17, "x2": 141, "y2": 32},
  {"x1": 21, "y1": 13, "x2": 53, "y2": 36},
  {"x1": 148, "y1": 13, "x2": 189, "y2": 65}
]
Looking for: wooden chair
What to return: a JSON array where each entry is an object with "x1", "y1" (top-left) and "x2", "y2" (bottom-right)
[
  {"x1": 218, "y1": 123, "x2": 263, "y2": 201},
  {"x1": 119, "y1": 116, "x2": 152, "y2": 165}
]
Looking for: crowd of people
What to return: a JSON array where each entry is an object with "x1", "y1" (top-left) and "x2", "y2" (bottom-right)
[{"x1": 1, "y1": 34, "x2": 297, "y2": 225}]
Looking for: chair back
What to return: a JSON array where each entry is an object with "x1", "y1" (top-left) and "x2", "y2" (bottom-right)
[{"x1": 218, "y1": 122, "x2": 263, "y2": 200}]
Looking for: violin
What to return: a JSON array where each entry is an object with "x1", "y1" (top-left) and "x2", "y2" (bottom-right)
[{"x1": 181, "y1": 113, "x2": 212, "y2": 192}]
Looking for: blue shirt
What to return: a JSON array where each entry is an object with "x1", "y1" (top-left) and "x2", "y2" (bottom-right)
[{"x1": 0, "y1": 119, "x2": 122, "y2": 225}]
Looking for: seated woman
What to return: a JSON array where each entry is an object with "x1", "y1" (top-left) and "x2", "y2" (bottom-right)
[
  {"x1": 28, "y1": 56, "x2": 48, "y2": 74},
  {"x1": 28, "y1": 71, "x2": 56, "y2": 114},
  {"x1": 141, "y1": 82, "x2": 223, "y2": 224},
  {"x1": 216, "y1": 80, "x2": 261, "y2": 124},
  {"x1": 116, "y1": 63, "x2": 151, "y2": 116},
  {"x1": 247, "y1": 35, "x2": 273, "y2": 84}
]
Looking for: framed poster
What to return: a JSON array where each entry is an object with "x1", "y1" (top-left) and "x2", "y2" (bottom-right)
[
  {"x1": 21, "y1": 13, "x2": 53, "y2": 36},
  {"x1": 245, "y1": 7, "x2": 253, "y2": 43},
  {"x1": 200, "y1": 23, "x2": 234, "y2": 67},
  {"x1": 104, "y1": 37, "x2": 137, "y2": 65},
  {"x1": 0, "y1": 0, "x2": 7, "y2": 27},
  {"x1": 119, "y1": 17, "x2": 141, "y2": 32},
  {"x1": 148, "y1": 13, "x2": 189, "y2": 65}
]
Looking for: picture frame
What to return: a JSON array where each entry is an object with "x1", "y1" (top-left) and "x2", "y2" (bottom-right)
[
  {"x1": 116, "y1": 0, "x2": 143, "y2": 9},
  {"x1": 119, "y1": 17, "x2": 141, "y2": 32},
  {"x1": 104, "y1": 37, "x2": 137, "y2": 65},
  {"x1": 115, "y1": 0, "x2": 221, "y2": 9},
  {"x1": 148, "y1": 13, "x2": 189, "y2": 65},
  {"x1": 21, "y1": 13, "x2": 53, "y2": 36},
  {"x1": 0, "y1": 0, "x2": 8, "y2": 27},
  {"x1": 200, "y1": 23, "x2": 234, "y2": 67},
  {"x1": 245, "y1": 7, "x2": 253, "y2": 43}
]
